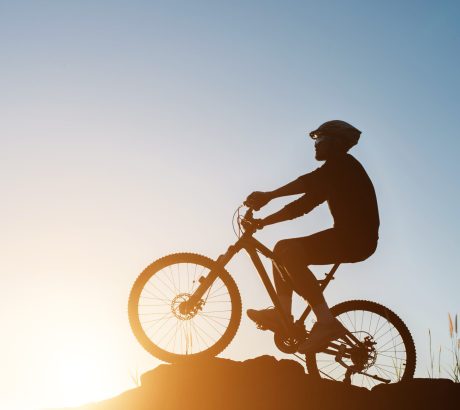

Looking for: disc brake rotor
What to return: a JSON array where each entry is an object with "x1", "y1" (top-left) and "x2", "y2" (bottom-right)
[
  {"x1": 349, "y1": 332, "x2": 377, "y2": 370},
  {"x1": 171, "y1": 293, "x2": 203, "y2": 320}
]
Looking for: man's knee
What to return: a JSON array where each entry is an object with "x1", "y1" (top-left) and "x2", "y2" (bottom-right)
[
  {"x1": 273, "y1": 239, "x2": 308, "y2": 267},
  {"x1": 273, "y1": 240, "x2": 287, "y2": 256}
]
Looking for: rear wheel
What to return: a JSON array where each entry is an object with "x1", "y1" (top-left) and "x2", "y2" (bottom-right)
[
  {"x1": 128, "y1": 253, "x2": 242, "y2": 362},
  {"x1": 305, "y1": 300, "x2": 416, "y2": 388}
]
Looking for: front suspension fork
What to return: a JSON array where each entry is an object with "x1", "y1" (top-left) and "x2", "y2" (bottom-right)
[
  {"x1": 179, "y1": 266, "x2": 222, "y2": 314},
  {"x1": 180, "y1": 245, "x2": 240, "y2": 314}
]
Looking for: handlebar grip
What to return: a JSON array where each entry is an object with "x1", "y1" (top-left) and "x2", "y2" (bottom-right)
[{"x1": 243, "y1": 201, "x2": 260, "y2": 212}]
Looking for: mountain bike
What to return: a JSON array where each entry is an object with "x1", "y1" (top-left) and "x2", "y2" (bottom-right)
[{"x1": 128, "y1": 206, "x2": 416, "y2": 388}]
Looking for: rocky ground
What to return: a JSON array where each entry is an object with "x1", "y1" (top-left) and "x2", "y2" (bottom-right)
[{"x1": 55, "y1": 355, "x2": 459, "y2": 410}]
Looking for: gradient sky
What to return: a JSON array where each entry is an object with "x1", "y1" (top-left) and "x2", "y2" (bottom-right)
[{"x1": 1, "y1": 1, "x2": 459, "y2": 409}]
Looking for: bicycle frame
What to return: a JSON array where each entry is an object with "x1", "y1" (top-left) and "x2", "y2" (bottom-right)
[
  {"x1": 184, "y1": 226, "x2": 341, "y2": 338},
  {"x1": 175, "y1": 206, "x2": 368, "y2": 361}
]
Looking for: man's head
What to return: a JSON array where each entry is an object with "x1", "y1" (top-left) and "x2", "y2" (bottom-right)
[{"x1": 309, "y1": 120, "x2": 361, "y2": 161}]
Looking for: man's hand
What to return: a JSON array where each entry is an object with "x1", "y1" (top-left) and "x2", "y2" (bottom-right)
[{"x1": 244, "y1": 191, "x2": 272, "y2": 211}]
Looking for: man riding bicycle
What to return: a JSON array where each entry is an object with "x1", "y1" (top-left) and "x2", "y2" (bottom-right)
[{"x1": 245, "y1": 120, "x2": 379, "y2": 354}]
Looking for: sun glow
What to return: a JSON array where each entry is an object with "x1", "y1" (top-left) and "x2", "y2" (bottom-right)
[{"x1": 38, "y1": 347, "x2": 125, "y2": 409}]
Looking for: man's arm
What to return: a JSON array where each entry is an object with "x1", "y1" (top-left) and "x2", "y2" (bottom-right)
[
  {"x1": 245, "y1": 172, "x2": 318, "y2": 210},
  {"x1": 245, "y1": 164, "x2": 326, "y2": 212},
  {"x1": 248, "y1": 166, "x2": 329, "y2": 227},
  {"x1": 268, "y1": 177, "x2": 310, "y2": 198},
  {"x1": 260, "y1": 193, "x2": 324, "y2": 227}
]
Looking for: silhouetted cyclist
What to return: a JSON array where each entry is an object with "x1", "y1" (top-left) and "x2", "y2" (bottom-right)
[{"x1": 245, "y1": 120, "x2": 379, "y2": 354}]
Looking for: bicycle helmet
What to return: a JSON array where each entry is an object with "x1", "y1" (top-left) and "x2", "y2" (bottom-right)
[{"x1": 309, "y1": 120, "x2": 361, "y2": 150}]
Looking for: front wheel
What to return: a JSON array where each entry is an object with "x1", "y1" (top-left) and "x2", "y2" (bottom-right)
[
  {"x1": 305, "y1": 300, "x2": 416, "y2": 388},
  {"x1": 128, "y1": 253, "x2": 242, "y2": 362}
]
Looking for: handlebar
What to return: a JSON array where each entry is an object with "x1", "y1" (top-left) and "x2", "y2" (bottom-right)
[
  {"x1": 243, "y1": 207, "x2": 254, "y2": 221},
  {"x1": 239, "y1": 206, "x2": 260, "y2": 235},
  {"x1": 233, "y1": 205, "x2": 262, "y2": 238}
]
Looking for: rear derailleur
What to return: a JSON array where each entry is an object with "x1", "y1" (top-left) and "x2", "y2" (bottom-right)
[{"x1": 335, "y1": 336, "x2": 390, "y2": 384}]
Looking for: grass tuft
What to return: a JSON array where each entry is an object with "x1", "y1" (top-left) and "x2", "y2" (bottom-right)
[
  {"x1": 129, "y1": 367, "x2": 142, "y2": 387},
  {"x1": 428, "y1": 313, "x2": 460, "y2": 382}
]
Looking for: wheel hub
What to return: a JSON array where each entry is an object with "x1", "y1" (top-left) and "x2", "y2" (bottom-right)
[
  {"x1": 350, "y1": 333, "x2": 377, "y2": 370},
  {"x1": 171, "y1": 293, "x2": 203, "y2": 320}
]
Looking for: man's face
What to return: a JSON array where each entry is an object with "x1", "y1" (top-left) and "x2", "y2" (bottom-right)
[{"x1": 314, "y1": 134, "x2": 336, "y2": 161}]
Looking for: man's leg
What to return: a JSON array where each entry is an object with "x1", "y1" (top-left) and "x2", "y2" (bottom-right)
[
  {"x1": 272, "y1": 262, "x2": 293, "y2": 316},
  {"x1": 245, "y1": 262, "x2": 294, "y2": 332},
  {"x1": 274, "y1": 231, "x2": 350, "y2": 352},
  {"x1": 273, "y1": 239, "x2": 335, "y2": 324},
  {"x1": 247, "y1": 229, "x2": 342, "y2": 331},
  {"x1": 247, "y1": 234, "x2": 335, "y2": 330}
]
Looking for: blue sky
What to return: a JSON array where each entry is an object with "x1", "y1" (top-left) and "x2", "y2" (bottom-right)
[{"x1": 1, "y1": 1, "x2": 459, "y2": 408}]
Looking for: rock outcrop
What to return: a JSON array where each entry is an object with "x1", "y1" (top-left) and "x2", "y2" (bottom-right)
[{"x1": 57, "y1": 355, "x2": 459, "y2": 410}]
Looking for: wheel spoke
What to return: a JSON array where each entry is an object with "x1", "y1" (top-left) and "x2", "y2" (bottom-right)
[
  {"x1": 167, "y1": 266, "x2": 179, "y2": 294},
  {"x1": 142, "y1": 285, "x2": 170, "y2": 302},
  {"x1": 154, "y1": 272, "x2": 176, "y2": 297},
  {"x1": 193, "y1": 317, "x2": 216, "y2": 345},
  {"x1": 198, "y1": 314, "x2": 226, "y2": 335}
]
